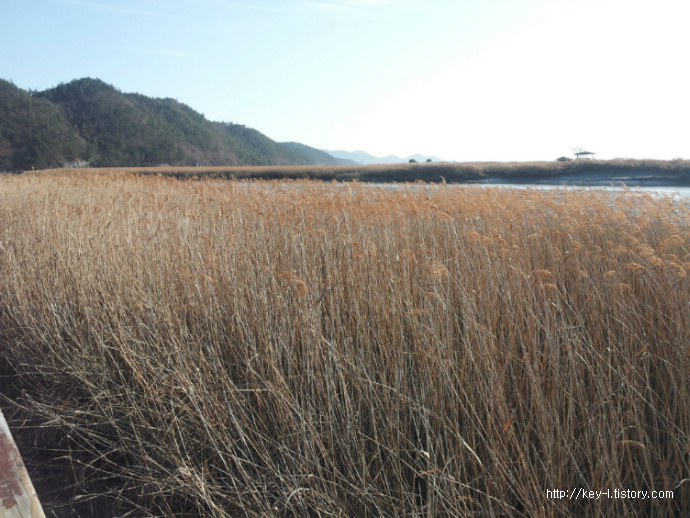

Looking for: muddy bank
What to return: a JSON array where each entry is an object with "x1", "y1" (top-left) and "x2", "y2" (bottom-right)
[
  {"x1": 480, "y1": 168, "x2": 689, "y2": 187},
  {"x1": 358, "y1": 160, "x2": 690, "y2": 186}
]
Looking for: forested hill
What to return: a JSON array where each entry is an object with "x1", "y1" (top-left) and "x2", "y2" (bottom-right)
[{"x1": 0, "y1": 78, "x2": 349, "y2": 171}]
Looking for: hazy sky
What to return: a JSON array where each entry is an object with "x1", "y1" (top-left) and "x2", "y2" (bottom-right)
[{"x1": 2, "y1": 0, "x2": 688, "y2": 161}]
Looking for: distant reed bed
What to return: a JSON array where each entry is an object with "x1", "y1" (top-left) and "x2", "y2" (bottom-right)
[
  {"x1": 29, "y1": 157, "x2": 690, "y2": 184},
  {"x1": 1, "y1": 172, "x2": 689, "y2": 517}
]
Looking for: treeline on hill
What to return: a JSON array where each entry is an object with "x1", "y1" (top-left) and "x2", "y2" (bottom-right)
[{"x1": 0, "y1": 78, "x2": 353, "y2": 171}]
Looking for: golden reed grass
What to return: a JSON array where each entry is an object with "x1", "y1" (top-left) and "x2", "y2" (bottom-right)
[{"x1": 1, "y1": 172, "x2": 689, "y2": 517}]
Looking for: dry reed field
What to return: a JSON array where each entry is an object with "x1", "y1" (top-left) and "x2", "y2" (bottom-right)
[
  {"x1": 31, "y1": 157, "x2": 690, "y2": 185},
  {"x1": 1, "y1": 172, "x2": 690, "y2": 517}
]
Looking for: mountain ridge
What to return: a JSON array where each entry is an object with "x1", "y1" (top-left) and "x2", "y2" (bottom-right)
[
  {"x1": 0, "y1": 77, "x2": 348, "y2": 171},
  {"x1": 280, "y1": 142, "x2": 357, "y2": 166},
  {"x1": 325, "y1": 149, "x2": 443, "y2": 165}
]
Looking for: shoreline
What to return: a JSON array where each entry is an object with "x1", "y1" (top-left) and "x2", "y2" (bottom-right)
[{"x1": 24, "y1": 159, "x2": 690, "y2": 187}]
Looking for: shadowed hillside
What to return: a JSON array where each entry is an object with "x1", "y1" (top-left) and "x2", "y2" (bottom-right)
[
  {"x1": 0, "y1": 78, "x2": 342, "y2": 170},
  {"x1": 0, "y1": 79, "x2": 86, "y2": 170}
]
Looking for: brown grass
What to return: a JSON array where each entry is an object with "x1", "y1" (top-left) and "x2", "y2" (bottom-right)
[
  {"x1": 27, "y1": 157, "x2": 690, "y2": 184},
  {"x1": 1, "y1": 172, "x2": 689, "y2": 517}
]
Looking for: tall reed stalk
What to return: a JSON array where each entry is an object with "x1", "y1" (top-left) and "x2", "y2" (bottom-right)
[{"x1": 1, "y1": 173, "x2": 689, "y2": 517}]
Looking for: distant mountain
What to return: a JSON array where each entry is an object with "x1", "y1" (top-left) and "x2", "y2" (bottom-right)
[
  {"x1": 325, "y1": 150, "x2": 443, "y2": 165},
  {"x1": 280, "y1": 142, "x2": 357, "y2": 166},
  {"x1": 0, "y1": 77, "x2": 343, "y2": 170}
]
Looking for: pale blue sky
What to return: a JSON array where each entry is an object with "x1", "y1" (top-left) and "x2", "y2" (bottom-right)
[{"x1": 2, "y1": 0, "x2": 688, "y2": 161}]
